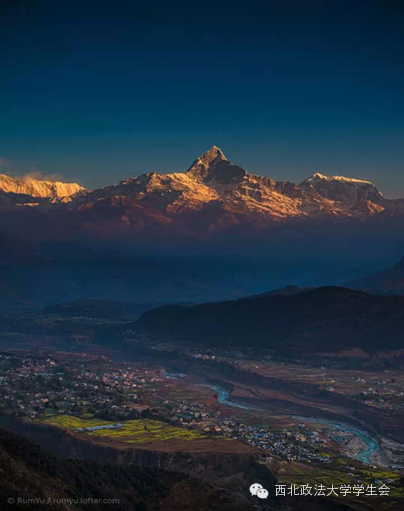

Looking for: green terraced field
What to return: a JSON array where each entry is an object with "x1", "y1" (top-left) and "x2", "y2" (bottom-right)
[{"x1": 41, "y1": 415, "x2": 208, "y2": 444}]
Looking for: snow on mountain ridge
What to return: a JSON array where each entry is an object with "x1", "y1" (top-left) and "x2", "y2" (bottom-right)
[
  {"x1": 72, "y1": 146, "x2": 399, "y2": 224},
  {"x1": 300, "y1": 172, "x2": 383, "y2": 203},
  {"x1": 2, "y1": 145, "x2": 404, "y2": 241},
  {"x1": 310, "y1": 172, "x2": 375, "y2": 185},
  {"x1": 0, "y1": 174, "x2": 84, "y2": 199}
]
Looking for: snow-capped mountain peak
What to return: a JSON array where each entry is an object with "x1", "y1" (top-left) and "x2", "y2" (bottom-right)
[
  {"x1": 187, "y1": 145, "x2": 227, "y2": 172},
  {"x1": 186, "y1": 146, "x2": 247, "y2": 185},
  {"x1": 0, "y1": 174, "x2": 84, "y2": 199},
  {"x1": 300, "y1": 173, "x2": 383, "y2": 203},
  {"x1": 309, "y1": 173, "x2": 373, "y2": 185},
  {"x1": 186, "y1": 146, "x2": 227, "y2": 178}
]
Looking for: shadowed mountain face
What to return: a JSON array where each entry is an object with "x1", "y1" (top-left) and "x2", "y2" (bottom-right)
[
  {"x1": 138, "y1": 287, "x2": 404, "y2": 354},
  {"x1": 0, "y1": 427, "x2": 261, "y2": 511},
  {"x1": 1, "y1": 146, "x2": 404, "y2": 246}
]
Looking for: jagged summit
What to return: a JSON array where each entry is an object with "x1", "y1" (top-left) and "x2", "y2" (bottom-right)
[
  {"x1": 187, "y1": 145, "x2": 227, "y2": 170},
  {"x1": 186, "y1": 146, "x2": 227, "y2": 180},
  {"x1": 186, "y1": 146, "x2": 247, "y2": 185}
]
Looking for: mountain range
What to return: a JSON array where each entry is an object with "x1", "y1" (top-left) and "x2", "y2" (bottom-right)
[{"x1": 1, "y1": 146, "x2": 404, "y2": 242}]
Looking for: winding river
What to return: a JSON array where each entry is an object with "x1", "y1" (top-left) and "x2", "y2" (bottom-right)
[{"x1": 205, "y1": 383, "x2": 379, "y2": 464}]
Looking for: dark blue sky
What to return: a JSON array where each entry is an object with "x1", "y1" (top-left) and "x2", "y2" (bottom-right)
[{"x1": 1, "y1": 1, "x2": 403, "y2": 196}]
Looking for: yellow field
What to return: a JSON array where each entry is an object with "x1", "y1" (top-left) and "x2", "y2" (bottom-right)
[
  {"x1": 41, "y1": 415, "x2": 109, "y2": 429},
  {"x1": 40, "y1": 415, "x2": 208, "y2": 444}
]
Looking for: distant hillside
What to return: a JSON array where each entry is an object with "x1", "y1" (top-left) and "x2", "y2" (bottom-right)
[
  {"x1": 349, "y1": 257, "x2": 404, "y2": 295},
  {"x1": 245, "y1": 285, "x2": 313, "y2": 299},
  {"x1": 43, "y1": 299, "x2": 159, "y2": 320},
  {"x1": 138, "y1": 287, "x2": 404, "y2": 354}
]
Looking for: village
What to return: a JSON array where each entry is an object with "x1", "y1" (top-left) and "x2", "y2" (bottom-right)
[
  {"x1": 0, "y1": 351, "x2": 145, "y2": 421},
  {"x1": 0, "y1": 350, "x2": 370, "y2": 465},
  {"x1": 169, "y1": 399, "x2": 343, "y2": 463}
]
